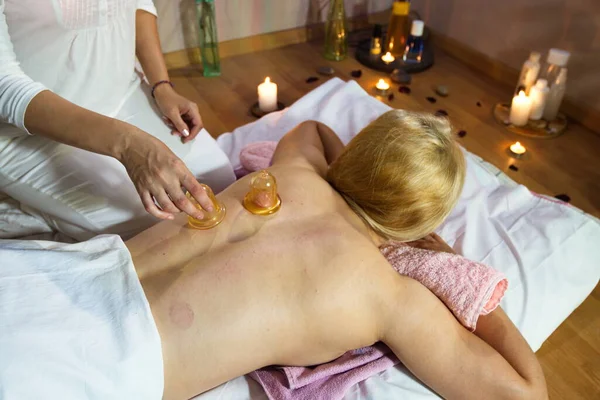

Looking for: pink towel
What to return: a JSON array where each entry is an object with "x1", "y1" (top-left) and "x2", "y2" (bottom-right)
[
  {"x1": 236, "y1": 141, "x2": 278, "y2": 178},
  {"x1": 241, "y1": 142, "x2": 508, "y2": 400},
  {"x1": 379, "y1": 244, "x2": 508, "y2": 329},
  {"x1": 249, "y1": 344, "x2": 399, "y2": 400}
]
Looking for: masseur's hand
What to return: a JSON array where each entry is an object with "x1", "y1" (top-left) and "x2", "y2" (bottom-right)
[
  {"x1": 407, "y1": 233, "x2": 456, "y2": 254},
  {"x1": 153, "y1": 84, "x2": 203, "y2": 144},
  {"x1": 120, "y1": 131, "x2": 213, "y2": 220}
]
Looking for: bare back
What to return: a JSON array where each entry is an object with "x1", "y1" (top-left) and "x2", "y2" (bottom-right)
[{"x1": 127, "y1": 164, "x2": 398, "y2": 399}]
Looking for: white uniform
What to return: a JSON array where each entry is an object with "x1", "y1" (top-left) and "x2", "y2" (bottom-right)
[{"x1": 0, "y1": 0, "x2": 235, "y2": 240}]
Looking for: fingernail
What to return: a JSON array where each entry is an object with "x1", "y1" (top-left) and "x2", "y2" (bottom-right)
[
  {"x1": 168, "y1": 215, "x2": 175, "y2": 220},
  {"x1": 182, "y1": 129, "x2": 190, "y2": 137}
]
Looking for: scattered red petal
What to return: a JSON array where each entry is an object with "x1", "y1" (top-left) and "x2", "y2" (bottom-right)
[
  {"x1": 351, "y1": 70, "x2": 362, "y2": 78},
  {"x1": 305, "y1": 76, "x2": 319, "y2": 83},
  {"x1": 457, "y1": 130, "x2": 467, "y2": 137},
  {"x1": 399, "y1": 86, "x2": 411, "y2": 94}
]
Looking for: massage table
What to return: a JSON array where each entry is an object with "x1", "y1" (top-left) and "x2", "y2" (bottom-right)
[
  {"x1": 1, "y1": 78, "x2": 598, "y2": 399},
  {"x1": 200, "y1": 78, "x2": 600, "y2": 399}
]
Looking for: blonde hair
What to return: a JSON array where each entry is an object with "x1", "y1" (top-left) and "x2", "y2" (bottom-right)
[{"x1": 327, "y1": 110, "x2": 465, "y2": 242}]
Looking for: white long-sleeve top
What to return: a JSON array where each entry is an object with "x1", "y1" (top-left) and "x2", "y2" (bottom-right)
[{"x1": 0, "y1": 0, "x2": 157, "y2": 138}]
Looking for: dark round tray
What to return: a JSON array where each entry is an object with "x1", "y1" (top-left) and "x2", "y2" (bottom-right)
[
  {"x1": 250, "y1": 102, "x2": 286, "y2": 118},
  {"x1": 355, "y1": 28, "x2": 434, "y2": 73}
]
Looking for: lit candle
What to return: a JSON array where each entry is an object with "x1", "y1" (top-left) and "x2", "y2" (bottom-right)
[
  {"x1": 381, "y1": 52, "x2": 395, "y2": 64},
  {"x1": 375, "y1": 79, "x2": 390, "y2": 92},
  {"x1": 509, "y1": 90, "x2": 532, "y2": 127},
  {"x1": 258, "y1": 77, "x2": 278, "y2": 112},
  {"x1": 509, "y1": 141, "x2": 526, "y2": 156}
]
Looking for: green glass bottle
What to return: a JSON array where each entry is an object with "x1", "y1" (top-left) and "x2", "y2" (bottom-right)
[
  {"x1": 324, "y1": 0, "x2": 348, "y2": 61},
  {"x1": 196, "y1": 0, "x2": 221, "y2": 77}
]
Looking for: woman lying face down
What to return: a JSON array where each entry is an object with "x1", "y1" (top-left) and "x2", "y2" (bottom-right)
[
  {"x1": 126, "y1": 110, "x2": 546, "y2": 400},
  {"x1": 2, "y1": 111, "x2": 546, "y2": 399}
]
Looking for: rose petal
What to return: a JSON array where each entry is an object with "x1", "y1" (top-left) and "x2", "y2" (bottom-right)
[
  {"x1": 305, "y1": 76, "x2": 319, "y2": 83},
  {"x1": 554, "y1": 194, "x2": 571, "y2": 203},
  {"x1": 457, "y1": 130, "x2": 467, "y2": 137},
  {"x1": 399, "y1": 86, "x2": 411, "y2": 94},
  {"x1": 426, "y1": 96, "x2": 437, "y2": 103},
  {"x1": 351, "y1": 69, "x2": 362, "y2": 78},
  {"x1": 509, "y1": 165, "x2": 519, "y2": 171}
]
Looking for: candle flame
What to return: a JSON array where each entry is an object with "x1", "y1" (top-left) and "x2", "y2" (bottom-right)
[
  {"x1": 518, "y1": 90, "x2": 526, "y2": 97},
  {"x1": 375, "y1": 79, "x2": 390, "y2": 90},
  {"x1": 382, "y1": 52, "x2": 395, "y2": 63},
  {"x1": 265, "y1": 77, "x2": 271, "y2": 83},
  {"x1": 510, "y1": 141, "x2": 526, "y2": 154}
]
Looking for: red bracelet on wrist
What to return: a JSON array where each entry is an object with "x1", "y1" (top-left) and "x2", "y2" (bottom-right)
[{"x1": 151, "y1": 80, "x2": 174, "y2": 98}]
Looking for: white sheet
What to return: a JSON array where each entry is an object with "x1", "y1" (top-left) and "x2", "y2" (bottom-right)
[
  {"x1": 204, "y1": 77, "x2": 600, "y2": 399},
  {"x1": 0, "y1": 235, "x2": 164, "y2": 399}
]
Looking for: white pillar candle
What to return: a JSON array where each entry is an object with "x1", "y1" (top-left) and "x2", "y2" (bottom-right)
[
  {"x1": 258, "y1": 77, "x2": 278, "y2": 112},
  {"x1": 528, "y1": 79, "x2": 549, "y2": 120},
  {"x1": 509, "y1": 90, "x2": 532, "y2": 127}
]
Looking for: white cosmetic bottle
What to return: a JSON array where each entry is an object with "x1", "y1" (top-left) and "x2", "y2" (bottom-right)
[{"x1": 543, "y1": 68, "x2": 567, "y2": 121}]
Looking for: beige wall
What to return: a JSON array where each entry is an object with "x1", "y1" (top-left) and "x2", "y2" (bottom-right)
[
  {"x1": 411, "y1": 0, "x2": 600, "y2": 124},
  {"x1": 154, "y1": 0, "x2": 599, "y2": 124},
  {"x1": 155, "y1": 0, "x2": 393, "y2": 53}
]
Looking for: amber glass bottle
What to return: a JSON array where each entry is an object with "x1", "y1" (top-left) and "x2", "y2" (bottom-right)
[{"x1": 384, "y1": 0, "x2": 411, "y2": 56}]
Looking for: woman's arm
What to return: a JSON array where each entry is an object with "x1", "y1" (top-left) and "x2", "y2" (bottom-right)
[
  {"x1": 24, "y1": 91, "x2": 211, "y2": 220},
  {"x1": 474, "y1": 307, "x2": 547, "y2": 396},
  {"x1": 380, "y1": 277, "x2": 547, "y2": 400},
  {"x1": 135, "y1": 9, "x2": 203, "y2": 142},
  {"x1": 0, "y1": 1, "x2": 211, "y2": 221}
]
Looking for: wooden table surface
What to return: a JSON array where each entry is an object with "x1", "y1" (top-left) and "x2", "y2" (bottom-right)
[{"x1": 169, "y1": 41, "x2": 600, "y2": 399}]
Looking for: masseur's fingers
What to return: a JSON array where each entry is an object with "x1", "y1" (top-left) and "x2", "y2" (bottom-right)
[
  {"x1": 153, "y1": 190, "x2": 181, "y2": 214},
  {"x1": 183, "y1": 175, "x2": 214, "y2": 214},
  {"x1": 166, "y1": 109, "x2": 191, "y2": 139},
  {"x1": 141, "y1": 191, "x2": 174, "y2": 220},
  {"x1": 166, "y1": 184, "x2": 205, "y2": 220},
  {"x1": 181, "y1": 103, "x2": 203, "y2": 143}
]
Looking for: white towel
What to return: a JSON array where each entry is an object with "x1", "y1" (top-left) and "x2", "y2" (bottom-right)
[{"x1": 0, "y1": 235, "x2": 164, "y2": 399}]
